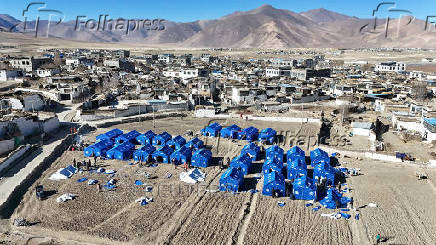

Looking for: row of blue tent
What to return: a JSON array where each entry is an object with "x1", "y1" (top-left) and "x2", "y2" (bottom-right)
[
  {"x1": 84, "y1": 129, "x2": 212, "y2": 167},
  {"x1": 202, "y1": 123, "x2": 277, "y2": 144}
]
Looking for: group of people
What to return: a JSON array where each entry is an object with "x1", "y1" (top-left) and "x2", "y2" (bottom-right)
[{"x1": 73, "y1": 157, "x2": 97, "y2": 171}]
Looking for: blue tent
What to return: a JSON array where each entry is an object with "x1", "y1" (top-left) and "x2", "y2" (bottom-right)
[
  {"x1": 313, "y1": 162, "x2": 336, "y2": 186},
  {"x1": 106, "y1": 142, "x2": 135, "y2": 160},
  {"x1": 319, "y1": 188, "x2": 351, "y2": 209},
  {"x1": 241, "y1": 142, "x2": 260, "y2": 161},
  {"x1": 262, "y1": 171, "x2": 286, "y2": 197},
  {"x1": 230, "y1": 154, "x2": 252, "y2": 175},
  {"x1": 152, "y1": 145, "x2": 174, "y2": 163},
  {"x1": 258, "y1": 128, "x2": 277, "y2": 144},
  {"x1": 170, "y1": 146, "x2": 192, "y2": 164},
  {"x1": 115, "y1": 130, "x2": 141, "y2": 145},
  {"x1": 186, "y1": 137, "x2": 204, "y2": 150},
  {"x1": 136, "y1": 130, "x2": 156, "y2": 145},
  {"x1": 96, "y1": 128, "x2": 123, "y2": 142},
  {"x1": 292, "y1": 175, "x2": 317, "y2": 200},
  {"x1": 310, "y1": 148, "x2": 330, "y2": 167},
  {"x1": 262, "y1": 156, "x2": 284, "y2": 175},
  {"x1": 166, "y1": 135, "x2": 187, "y2": 150},
  {"x1": 238, "y1": 126, "x2": 259, "y2": 141},
  {"x1": 133, "y1": 144, "x2": 156, "y2": 161},
  {"x1": 219, "y1": 167, "x2": 244, "y2": 192},
  {"x1": 287, "y1": 158, "x2": 307, "y2": 180},
  {"x1": 191, "y1": 148, "x2": 212, "y2": 168},
  {"x1": 265, "y1": 145, "x2": 284, "y2": 162},
  {"x1": 220, "y1": 124, "x2": 241, "y2": 139},
  {"x1": 201, "y1": 122, "x2": 222, "y2": 137},
  {"x1": 152, "y1": 132, "x2": 172, "y2": 146},
  {"x1": 287, "y1": 146, "x2": 306, "y2": 163},
  {"x1": 84, "y1": 139, "x2": 114, "y2": 157}
]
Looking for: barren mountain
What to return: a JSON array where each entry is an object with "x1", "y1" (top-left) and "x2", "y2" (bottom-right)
[{"x1": 0, "y1": 4, "x2": 435, "y2": 48}]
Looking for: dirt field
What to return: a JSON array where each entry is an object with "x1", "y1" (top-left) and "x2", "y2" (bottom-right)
[{"x1": 2, "y1": 117, "x2": 436, "y2": 244}]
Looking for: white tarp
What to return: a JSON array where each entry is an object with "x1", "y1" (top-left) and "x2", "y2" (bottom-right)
[
  {"x1": 180, "y1": 168, "x2": 206, "y2": 184},
  {"x1": 56, "y1": 193, "x2": 77, "y2": 203}
]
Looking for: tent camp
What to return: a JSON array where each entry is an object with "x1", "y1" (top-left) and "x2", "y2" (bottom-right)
[
  {"x1": 186, "y1": 137, "x2": 204, "y2": 150},
  {"x1": 310, "y1": 148, "x2": 330, "y2": 167},
  {"x1": 136, "y1": 130, "x2": 156, "y2": 145},
  {"x1": 287, "y1": 158, "x2": 307, "y2": 180},
  {"x1": 265, "y1": 145, "x2": 284, "y2": 161},
  {"x1": 201, "y1": 122, "x2": 222, "y2": 137},
  {"x1": 219, "y1": 167, "x2": 244, "y2": 192},
  {"x1": 313, "y1": 162, "x2": 336, "y2": 186},
  {"x1": 84, "y1": 139, "x2": 114, "y2": 157},
  {"x1": 238, "y1": 126, "x2": 259, "y2": 141},
  {"x1": 230, "y1": 154, "x2": 252, "y2": 175},
  {"x1": 106, "y1": 142, "x2": 135, "y2": 160},
  {"x1": 262, "y1": 171, "x2": 286, "y2": 197},
  {"x1": 96, "y1": 128, "x2": 123, "y2": 142},
  {"x1": 170, "y1": 146, "x2": 192, "y2": 164},
  {"x1": 258, "y1": 128, "x2": 277, "y2": 144},
  {"x1": 115, "y1": 130, "x2": 141, "y2": 145},
  {"x1": 191, "y1": 148, "x2": 212, "y2": 168},
  {"x1": 152, "y1": 132, "x2": 172, "y2": 146},
  {"x1": 166, "y1": 135, "x2": 187, "y2": 150},
  {"x1": 287, "y1": 146, "x2": 306, "y2": 163},
  {"x1": 262, "y1": 156, "x2": 284, "y2": 175},
  {"x1": 292, "y1": 175, "x2": 317, "y2": 200},
  {"x1": 133, "y1": 144, "x2": 156, "y2": 162},
  {"x1": 220, "y1": 124, "x2": 241, "y2": 139},
  {"x1": 152, "y1": 145, "x2": 174, "y2": 163},
  {"x1": 319, "y1": 188, "x2": 351, "y2": 209},
  {"x1": 241, "y1": 142, "x2": 260, "y2": 161}
]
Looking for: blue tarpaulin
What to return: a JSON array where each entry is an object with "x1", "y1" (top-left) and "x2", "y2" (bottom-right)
[
  {"x1": 310, "y1": 148, "x2": 330, "y2": 167},
  {"x1": 170, "y1": 145, "x2": 192, "y2": 164},
  {"x1": 287, "y1": 146, "x2": 305, "y2": 163},
  {"x1": 230, "y1": 153, "x2": 252, "y2": 175},
  {"x1": 166, "y1": 135, "x2": 187, "y2": 150},
  {"x1": 220, "y1": 124, "x2": 241, "y2": 139},
  {"x1": 152, "y1": 132, "x2": 172, "y2": 146},
  {"x1": 96, "y1": 128, "x2": 123, "y2": 142},
  {"x1": 201, "y1": 122, "x2": 222, "y2": 137},
  {"x1": 152, "y1": 145, "x2": 174, "y2": 163},
  {"x1": 219, "y1": 167, "x2": 244, "y2": 192},
  {"x1": 258, "y1": 128, "x2": 277, "y2": 144},
  {"x1": 241, "y1": 142, "x2": 260, "y2": 161},
  {"x1": 136, "y1": 130, "x2": 156, "y2": 145},
  {"x1": 262, "y1": 171, "x2": 286, "y2": 197},
  {"x1": 115, "y1": 130, "x2": 141, "y2": 145},
  {"x1": 265, "y1": 145, "x2": 284, "y2": 162},
  {"x1": 238, "y1": 126, "x2": 259, "y2": 141},
  {"x1": 191, "y1": 148, "x2": 212, "y2": 168},
  {"x1": 186, "y1": 137, "x2": 204, "y2": 150},
  {"x1": 287, "y1": 158, "x2": 307, "y2": 180},
  {"x1": 262, "y1": 156, "x2": 283, "y2": 175},
  {"x1": 84, "y1": 139, "x2": 114, "y2": 157},
  {"x1": 292, "y1": 175, "x2": 317, "y2": 200},
  {"x1": 133, "y1": 144, "x2": 156, "y2": 162}
]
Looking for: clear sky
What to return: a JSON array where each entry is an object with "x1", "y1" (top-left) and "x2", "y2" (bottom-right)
[{"x1": 2, "y1": 0, "x2": 434, "y2": 22}]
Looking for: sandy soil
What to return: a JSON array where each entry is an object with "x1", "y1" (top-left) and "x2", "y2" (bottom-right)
[{"x1": 2, "y1": 117, "x2": 436, "y2": 244}]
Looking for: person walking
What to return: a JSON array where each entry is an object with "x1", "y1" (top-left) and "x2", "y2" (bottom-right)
[
  {"x1": 184, "y1": 161, "x2": 188, "y2": 172},
  {"x1": 97, "y1": 184, "x2": 102, "y2": 193},
  {"x1": 73, "y1": 158, "x2": 76, "y2": 168},
  {"x1": 376, "y1": 234, "x2": 381, "y2": 244},
  {"x1": 350, "y1": 197, "x2": 354, "y2": 210},
  {"x1": 172, "y1": 158, "x2": 177, "y2": 169},
  {"x1": 94, "y1": 155, "x2": 97, "y2": 166}
]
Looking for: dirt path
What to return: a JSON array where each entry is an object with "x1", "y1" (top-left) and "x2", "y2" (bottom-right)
[{"x1": 234, "y1": 178, "x2": 262, "y2": 245}]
